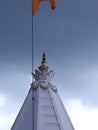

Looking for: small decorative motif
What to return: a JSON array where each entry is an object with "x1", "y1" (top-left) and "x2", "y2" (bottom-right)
[{"x1": 31, "y1": 69, "x2": 57, "y2": 92}]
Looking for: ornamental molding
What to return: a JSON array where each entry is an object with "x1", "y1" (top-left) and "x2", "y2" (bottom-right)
[{"x1": 31, "y1": 69, "x2": 57, "y2": 92}]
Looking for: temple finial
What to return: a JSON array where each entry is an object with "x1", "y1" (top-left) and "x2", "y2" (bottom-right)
[
  {"x1": 38, "y1": 52, "x2": 49, "y2": 72},
  {"x1": 42, "y1": 52, "x2": 46, "y2": 64}
]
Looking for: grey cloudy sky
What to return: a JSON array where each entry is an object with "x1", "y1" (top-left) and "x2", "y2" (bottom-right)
[{"x1": 0, "y1": 0, "x2": 98, "y2": 129}]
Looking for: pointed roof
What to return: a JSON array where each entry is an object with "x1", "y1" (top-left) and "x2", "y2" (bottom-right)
[{"x1": 11, "y1": 53, "x2": 75, "y2": 130}]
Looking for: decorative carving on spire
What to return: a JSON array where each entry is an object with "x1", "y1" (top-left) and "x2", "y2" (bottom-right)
[{"x1": 31, "y1": 52, "x2": 57, "y2": 92}]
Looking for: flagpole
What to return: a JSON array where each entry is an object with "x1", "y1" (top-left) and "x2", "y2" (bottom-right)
[
  {"x1": 31, "y1": 1, "x2": 35, "y2": 130},
  {"x1": 32, "y1": 8, "x2": 34, "y2": 82}
]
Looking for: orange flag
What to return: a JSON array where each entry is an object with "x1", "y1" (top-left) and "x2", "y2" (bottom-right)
[{"x1": 32, "y1": 0, "x2": 56, "y2": 16}]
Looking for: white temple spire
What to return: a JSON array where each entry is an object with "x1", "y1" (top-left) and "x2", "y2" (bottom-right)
[{"x1": 11, "y1": 53, "x2": 75, "y2": 130}]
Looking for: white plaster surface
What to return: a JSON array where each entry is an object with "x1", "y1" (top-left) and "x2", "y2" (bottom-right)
[{"x1": 11, "y1": 69, "x2": 75, "y2": 130}]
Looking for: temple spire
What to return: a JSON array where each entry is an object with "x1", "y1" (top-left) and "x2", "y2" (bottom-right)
[
  {"x1": 11, "y1": 53, "x2": 75, "y2": 130},
  {"x1": 38, "y1": 52, "x2": 49, "y2": 72}
]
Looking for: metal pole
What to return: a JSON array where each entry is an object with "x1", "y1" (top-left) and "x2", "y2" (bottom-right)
[{"x1": 32, "y1": 9, "x2": 34, "y2": 82}]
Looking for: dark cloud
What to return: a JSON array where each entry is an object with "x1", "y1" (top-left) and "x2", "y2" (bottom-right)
[{"x1": 56, "y1": 64, "x2": 98, "y2": 107}]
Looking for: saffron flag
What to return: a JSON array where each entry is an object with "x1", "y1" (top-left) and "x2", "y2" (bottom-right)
[{"x1": 32, "y1": 0, "x2": 56, "y2": 16}]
